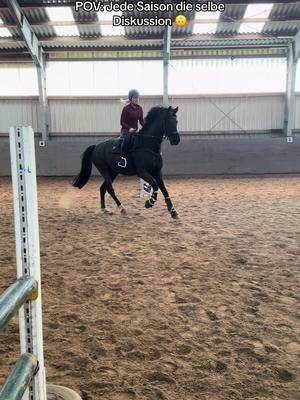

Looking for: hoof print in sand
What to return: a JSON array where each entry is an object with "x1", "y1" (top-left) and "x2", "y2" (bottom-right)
[
  {"x1": 276, "y1": 368, "x2": 294, "y2": 382},
  {"x1": 206, "y1": 310, "x2": 218, "y2": 321},
  {"x1": 141, "y1": 386, "x2": 167, "y2": 400},
  {"x1": 148, "y1": 348, "x2": 161, "y2": 360},
  {"x1": 145, "y1": 371, "x2": 175, "y2": 384},
  {"x1": 176, "y1": 344, "x2": 192, "y2": 356},
  {"x1": 215, "y1": 360, "x2": 227, "y2": 373}
]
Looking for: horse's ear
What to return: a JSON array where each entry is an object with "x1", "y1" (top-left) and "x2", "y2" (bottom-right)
[{"x1": 174, "y1": 106, "x2": 179, "y2": 114}]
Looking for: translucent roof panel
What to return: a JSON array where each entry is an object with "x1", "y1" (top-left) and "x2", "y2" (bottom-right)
[
  {"x1": 244, "y1": 4, "x2": 273, "y2": 19},
  {"x1": 195, "y1": 11, "x2": 221, "y2": 20},
  {"x1": 54, "y1": 26, "x2": 79, "y2": 36},
  {"x1": 97, "y1": 10, "x2": 124, "y2": 35},
  {"x1": 0, "y1": 18, "x2": 12, "y2": 37},
  {"x1": 0, "y1": 28, "x2": 12, "y2": 37},
  {"x1": 101, "y1": 25, "x2": 125, "y2": 36},
  {"x1": 193, "y1": 23, "x2": 218, "y2": 34},
  {"x1": 46, "y1": 7, "x2": 74, "y2": 22},
  {"x1": 97, "y1": 10, "x2": 122, "y2": 21}
]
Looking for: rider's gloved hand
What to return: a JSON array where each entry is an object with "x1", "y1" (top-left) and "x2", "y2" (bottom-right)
[{"x1": 129, "y1": 128, "x2": 136, "y2": 132}]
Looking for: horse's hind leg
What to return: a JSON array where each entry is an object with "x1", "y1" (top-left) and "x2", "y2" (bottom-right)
[
  {"x1": 100, "y1": 169, "x2": 126, "y2": 214},
  {"x1": 100, "y1": 182, "x2": 106, "y2": 209},
  {"x1": 100, "y1": 182, "x2": 112, "y2": 214},
  {"x1": 106, "y1": 181, "x2": 127, "y2": 214},
  {"x1": 99, "y1": 170, "x2": 120, "y2": 214}
]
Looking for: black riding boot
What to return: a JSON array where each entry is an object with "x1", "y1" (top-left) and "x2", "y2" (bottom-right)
[{"x1": 118, "y1": 133, "x2": 131, "y2": 168}]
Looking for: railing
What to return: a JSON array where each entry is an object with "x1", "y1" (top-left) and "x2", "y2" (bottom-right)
[
  {"x1": 0, "y1": 277, "x2": 39, "y2": 400},
  {"x1": 0, "y1": 354, "x2": 37, "y2": 400},
  {"x1": 0, "y1": 277, "x2": 37, "y2": 332}
]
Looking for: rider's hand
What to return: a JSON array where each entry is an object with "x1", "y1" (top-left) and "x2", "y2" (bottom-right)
[{"x1": 129, "y1": 128, "x2": 135, "y2": 133}]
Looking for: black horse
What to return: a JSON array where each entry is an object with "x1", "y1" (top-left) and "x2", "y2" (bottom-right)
[{"x1": 73, "y1": 105, "x2": 180, "y2": 218}]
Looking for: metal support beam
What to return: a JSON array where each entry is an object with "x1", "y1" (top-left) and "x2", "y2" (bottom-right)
[
  {"x1": 293, "y1": 29, "x2": 300, "y2": 61},
  {"x1": 6, "y1": 0, "x2": 43, "y2": 67},
  {"x1": 163, "y1": 25, "x2": 171, "y2": 106},
  {"x1": 7, "y1": 0, "x2": 48, "y2": 140},
  {"x1": 36, "y1": 63, "x2": 49, "y2": 142},
  {"x1": 284, "y1": 42, "x2": 298, "y2": 137}
]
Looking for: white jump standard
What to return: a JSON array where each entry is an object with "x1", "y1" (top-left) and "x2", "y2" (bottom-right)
[
  {"x1": 0, "y1": 127, "x2": 81, "y2": 400},
  {"x1": 8, "y1": 126, "x2": 46, "y2": 400}
]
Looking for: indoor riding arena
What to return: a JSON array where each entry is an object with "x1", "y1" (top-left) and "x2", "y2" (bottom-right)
[{"x1": 0, "y1": 1, "x2": 299, "y2": 400}]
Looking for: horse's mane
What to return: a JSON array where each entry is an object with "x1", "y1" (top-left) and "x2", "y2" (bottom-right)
[{"x1": 140, "y1": 106, "x2": 167, "y2": 132}]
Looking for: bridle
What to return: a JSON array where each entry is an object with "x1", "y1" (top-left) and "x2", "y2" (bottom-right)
[
  {"x1": 162, "y1": 113, "x2": 178, "y2": 141},
  {"x1": 134, "y1": 112, "x2": 178, "y2": 142}
]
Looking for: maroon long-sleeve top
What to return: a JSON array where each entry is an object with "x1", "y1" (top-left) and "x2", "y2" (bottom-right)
[{"x1": 120, "y1": 103, "x2": 144, "y2": 131}]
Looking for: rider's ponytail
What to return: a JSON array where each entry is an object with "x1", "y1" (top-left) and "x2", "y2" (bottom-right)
[{"x1": 120, "y1": 97, "x2": 129, "y2": 104}]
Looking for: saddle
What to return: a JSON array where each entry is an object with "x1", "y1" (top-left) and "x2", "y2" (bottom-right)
[
  {"x1": 111, "y1": 138, "x2": 122, "y2": 154},
  {"x1": 111, "y1": 134, "x2": 136, "y2": 155}
]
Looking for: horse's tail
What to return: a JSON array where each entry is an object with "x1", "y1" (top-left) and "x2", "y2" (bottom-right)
[{"x1": 73, "y1": 145, "x2": 96, "y2": 189}]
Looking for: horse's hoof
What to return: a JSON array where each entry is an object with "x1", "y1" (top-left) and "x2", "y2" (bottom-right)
[
  {"x1": 102, "y1": 208, "x2": 113, "y2": 215},
  {"x1": 119, "y1": 204, "x2": 127, "y2": 215},
  {"x1": 145, "y1": 200, "x2": 153, "y2": 208},
  {"x1": 171, "y1": 210, "x2": 179, "y2": 219}
]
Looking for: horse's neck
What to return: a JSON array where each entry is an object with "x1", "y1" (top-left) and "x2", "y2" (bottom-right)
[{"x1": 141, "y1": 120, "x2": 163, "y2": 153}]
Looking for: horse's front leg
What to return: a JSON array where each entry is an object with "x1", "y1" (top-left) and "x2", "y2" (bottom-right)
[
  {"x1": 137, "y1": 171, "x2": 159, "y2": 209},
  {"x1": 155, "y1": 172, "x2": 178, "y2": 219}
]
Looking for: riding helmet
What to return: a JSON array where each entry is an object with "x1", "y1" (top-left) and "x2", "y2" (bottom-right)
[{"x1": 128, "y1": 89, "x2": 140, "y2": 100}]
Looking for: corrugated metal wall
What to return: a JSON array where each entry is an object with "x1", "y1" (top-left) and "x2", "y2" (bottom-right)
[
  {"x1": 169, "y1": 95, "x2": 286, "y2": 132},
  {"x1": 49, "y1": 97, "x2": 160, "y2": 133},
  {"x1": 0, "y1": 98, "x2": 38, "y2": 133},
  {"x1": 0, "y1": 94, "x2": 299, "y2": 134}
]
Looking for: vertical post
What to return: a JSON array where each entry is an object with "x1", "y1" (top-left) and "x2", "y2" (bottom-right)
[
  {"x1": 284, "y1": 44, "x2": 297, "y2": 137},
  {"x1": 163, "y1": 25, "x2": 171, "y2": 106},
  {"x1": 9, "y1": 127, "x2": 46, "y2": 400},
  {"x1": 36, "y1": 61, "x2": 48, "y2": 142},
  {"x1": 7, "y1": 0, "x2": 49, "y2": 142}
]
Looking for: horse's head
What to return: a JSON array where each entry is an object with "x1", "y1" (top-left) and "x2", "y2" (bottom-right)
[
  {"x1": 141, "y1": 105, "x2": 180, "y2": 145},
  {"x1": 165, "y1": 106, "x2": 180, "y2": 145}
]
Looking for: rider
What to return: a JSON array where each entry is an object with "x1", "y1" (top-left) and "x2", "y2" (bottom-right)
[{"x1": 118, "y1": 89, "x2": 144, "y2": 168}]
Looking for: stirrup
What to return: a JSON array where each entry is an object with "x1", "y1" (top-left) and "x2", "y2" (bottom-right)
[{"x1": 118, "y1": 157, "x2": 127, "y2": 168}]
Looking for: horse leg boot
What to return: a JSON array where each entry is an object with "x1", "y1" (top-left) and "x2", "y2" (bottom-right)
[
  {"x1": 155, "y1": 172, "x2": 178, "y2": 218},
  {"x1": 137, "y1": 172, "x2": 159, "y2": 209}
]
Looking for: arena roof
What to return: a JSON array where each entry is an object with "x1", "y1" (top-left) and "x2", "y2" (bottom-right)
[{"x1": 0, "y1": 1, "x2": 299, "y2": 60}]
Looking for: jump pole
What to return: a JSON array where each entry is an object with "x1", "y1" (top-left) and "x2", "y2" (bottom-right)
[{"x1": 9, "y1": 126, "x2": 46, "y2": 400}]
